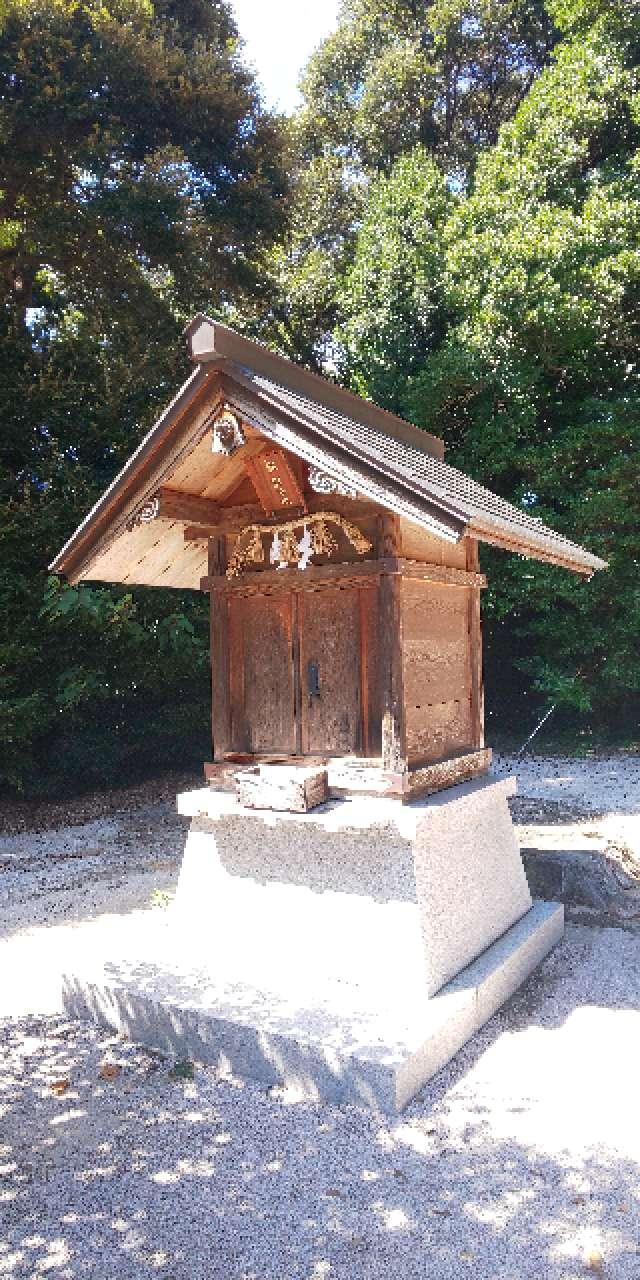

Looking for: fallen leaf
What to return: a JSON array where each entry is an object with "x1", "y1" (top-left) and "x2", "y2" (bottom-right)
[
  {"x1": 99, "y1": 1062, "x2": 122, "y2": 1081},
  {"x1": 50, "y1": 1079, "x2": 70, "y2": 1096}
]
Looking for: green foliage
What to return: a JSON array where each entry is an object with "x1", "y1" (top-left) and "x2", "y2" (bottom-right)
[
  {"x1": 336, "y1": 151, "x2": 453, "y2": 411},
  {"x1": 262, "y1": 0, "x2": 555, "y2": 369},
  {"x1": 0, "y1": 0, "x2": 286, "y2": 795},
  {"x1": 298, "y1": 0, "x2": 556, "y2": 179},
  {"x1": 0, "y1": 0, "x2": 287, "y2": 320},
  {"x1": 336, "y1": 3, "x2": 640, "y2": 737},
  {"x1": 2, "y1": 0, "x2": 638, "y2": 793}
]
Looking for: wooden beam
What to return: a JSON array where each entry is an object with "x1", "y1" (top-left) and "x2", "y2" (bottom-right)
[
  {"x1": 157, "y1": 488, "x2": 221, "y2": 525},
  {"x1": 401, "y1": 748, "x2": 492, "y2": 799},
  {"x1": 395, "y1": 558, "x2": 486, "y2": 589},
  {"x1": 202, "y1": 558, "x2": 385, "y2": 594},
  {"x1": 184, "y1": 494, "x2": 385, "y2": 541},
  {"x1": 210, "y1": 590, "x2": 231, "y2": 761},
  {"x1": 466, "y1": 538, "x2": 484, "y2": 750},
  {"x1": 379, "y1": 570, "x2": 406, "y2": 773},
  {"x1": 378, "y1": 513, "x2": 401, "y2": 558},
  {"x1": 199, "y1": 555, "x2": 485, "y2": 594},
  {"x1": 467, "y1": 521, "x2": 599, "y2": 577},
  {"x1": 243, "y1": 448, "x2": 306, "y2": 514}
]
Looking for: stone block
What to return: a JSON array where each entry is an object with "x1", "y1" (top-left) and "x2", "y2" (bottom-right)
[
  {"x1": 411, "y1": 776, "x2": 532, "y2": 994},
  {"x1": 176, "y1": 776, "x2": 533, "y2": 1000},
  {"x1": 235, "y1": 763, "x2": 328, "y2": 812},
  {"x1": 61, "y1": 900, "x2": 563, "y2": 1114},
  {"x1": 59, "y1": 776, "x2": 563, "y2": 1113}
]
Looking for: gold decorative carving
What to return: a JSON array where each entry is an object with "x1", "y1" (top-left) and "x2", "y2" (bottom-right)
[{"x1": 226, "y1": 511, "x2": 372, "y2": 579}]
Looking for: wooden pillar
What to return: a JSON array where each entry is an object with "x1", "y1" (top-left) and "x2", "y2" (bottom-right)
[
  {"x1": 378, "y1": 515, "x2": 406, "y2": 773},
  {"x1": 466, "y1": 538, "x2": 485, "y2": 749},
  {"x1": 208, "y1": 536, "x2": 231, "y2": 761}
]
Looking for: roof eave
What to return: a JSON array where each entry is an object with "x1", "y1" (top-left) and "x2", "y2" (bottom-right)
[
  {"x1": 466, "y1": 518, "x2": 608, "y2": 576},
  {"x1": 49, "y1": 365, "x2": 213, "y2": 580}
]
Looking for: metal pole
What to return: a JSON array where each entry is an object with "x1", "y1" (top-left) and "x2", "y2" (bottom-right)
[{"x1": 515, "y1": 703, "x2": 557, "y2": 758}]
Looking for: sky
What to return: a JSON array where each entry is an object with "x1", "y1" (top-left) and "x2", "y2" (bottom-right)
[{"x1": 231, "y1": 0, "x2": 342, "y2": 114}]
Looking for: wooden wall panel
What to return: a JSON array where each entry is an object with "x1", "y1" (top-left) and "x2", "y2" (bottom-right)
[
  {"x1": 405, "y1": 699, "x2": 472, "y2": 765},
  {"x1": 400, "y1": 519, "x2": 468, "y2": 569},
  {"x1": 229, "y1": 594, "x2": 296, "y2": 754},
  {"x1": 299, "y1": 587, "x2": 361, "y2": 756},
  {"x1": 402, "y1": 581, "x2": 471, "y2": 704},
  {"x1": 400, "y1": 578, "x2": 473, "y2": 765}
]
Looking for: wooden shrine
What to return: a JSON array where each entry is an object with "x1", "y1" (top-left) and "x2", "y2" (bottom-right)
[
  {"x1": 51, "y1": 317, "x2": 606, "y2": 802},
  {"x1": 53, "y1": 318, "x2": 607, "y2": 1110}
]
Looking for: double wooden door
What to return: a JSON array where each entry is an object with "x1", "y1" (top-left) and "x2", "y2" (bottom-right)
[{"x1": 227, "y1": 584, "x2": 374, "y2": 757}]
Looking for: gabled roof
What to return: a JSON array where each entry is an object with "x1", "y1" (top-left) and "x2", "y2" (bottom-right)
[{"x1": 50, "y1": 317, "x2": 607, "y2": 585}]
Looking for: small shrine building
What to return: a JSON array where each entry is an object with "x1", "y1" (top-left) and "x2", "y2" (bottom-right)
[{"x1": 51, "y1": 317, "x2": 606, "y2": 800}]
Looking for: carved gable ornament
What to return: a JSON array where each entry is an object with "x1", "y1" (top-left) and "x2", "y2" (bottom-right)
[
  {"x1": 308, "y1": 467, "x2": 357, "y2": 499},
  {"x1": 211, "y1": 408, "x2": 245, "y2": 456}
]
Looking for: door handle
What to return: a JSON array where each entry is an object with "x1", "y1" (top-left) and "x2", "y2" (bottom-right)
[{"x1": 307, "y1": 661, "x2": 321, "y2": 698}]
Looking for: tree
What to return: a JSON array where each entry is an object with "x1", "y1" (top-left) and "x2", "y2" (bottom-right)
[
  {"x1": 0, "y1": 0, "x2": 287, "y2": 793},
  {"x1": 338, "y1": 0, "x2": 640, "y2": 736},
  {"x1": 298, "y1": 0, "x2": 556, "y2": 180},
  {"x1": 336, "y1": 149, "x2": 452, "y2": 411},
  {"x1": 0, "y1": 0, "x2": 286, "y2": 325},
  {"x1": 262, "y1": 0, "x2": 555, "y2": 368}
]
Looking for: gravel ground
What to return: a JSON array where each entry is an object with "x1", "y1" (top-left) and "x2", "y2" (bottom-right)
[
  {"x1": 2, "y1": 927, "x2": 640, "y2": 1279},
  {"x1": 1, "y1": 756, "x2": 640, "y2": 1278},
  {"x1": 494, "y1": 752, "x2": 640, "y2": 816}
]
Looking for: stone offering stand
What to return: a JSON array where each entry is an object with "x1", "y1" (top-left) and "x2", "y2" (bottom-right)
[{"x1": 64, "y1": 776, "x2": 562, "y2": 1111}]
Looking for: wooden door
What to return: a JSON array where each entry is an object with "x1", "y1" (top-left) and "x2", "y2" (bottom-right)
[
  {"x1": 299, "y1": 586, "x2": 362, "y2": 756},
  {"x1": 229, "y1": 593, "x2": 296, "y2": 754}
]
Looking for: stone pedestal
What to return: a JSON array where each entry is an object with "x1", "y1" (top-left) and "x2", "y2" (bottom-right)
[{"x1": 61, "y1": 776, "x2": 563, "y2": 1112}]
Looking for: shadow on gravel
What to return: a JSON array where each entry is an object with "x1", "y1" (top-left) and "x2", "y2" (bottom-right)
[{"x1": 2, "y1": 926, "x2": 640, "y2": 1280}]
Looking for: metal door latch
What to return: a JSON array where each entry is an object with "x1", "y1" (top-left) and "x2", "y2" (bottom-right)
[{"x1": 307, "y1": 661, "x2": 321, "y2": 698}]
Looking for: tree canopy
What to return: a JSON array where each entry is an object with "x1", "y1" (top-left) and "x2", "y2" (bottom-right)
[
  {"x1": 262, "y1": 0, "x2": 558, "y2": 363},
  {"x1": 1, "y1": 0, "x2": 638, "y2": 795},
  {"x1": 302, "y1": 0, "x2": 557, "y2": 174},
  {"x1": 0, "y1": 0, "x2": 287, "y2": 792},
  {"x1": 336, "y1": 0, "x2": 640, "y2": 735}
]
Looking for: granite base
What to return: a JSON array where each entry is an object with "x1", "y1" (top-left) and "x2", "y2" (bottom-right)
[{"x1": 62, "y1": 901, "x2": 563, "y2": 1112}]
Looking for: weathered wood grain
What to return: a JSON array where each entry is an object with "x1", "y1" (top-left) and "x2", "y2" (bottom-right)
[
  {"x1": 402, "y1": 748, "x2": 492, "y2": 798},
  {"x1": 229, "y1": 593, "x2": 296, "y2": 755},
  {"x1": 399, "y1": 518, "x2": 468, "y2": 569},
  {"x1": 299, "y1": 586, "x2": 362, "y2": 755},
  {"x1": 379, "y1": 570, "x2": 406, "y2": 772},
  {"x1": 157, "y1": 489, "x2": 221, "y2": 524}
]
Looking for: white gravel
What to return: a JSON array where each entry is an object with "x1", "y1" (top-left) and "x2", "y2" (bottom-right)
[
  {"x1": 1, "y1": 757, "x2": 640, "y2": 1278},
  {"x1": 493, "y1": 752, "x2": 640, "y2": 816},
  {"x1": 2, "y1": 926, "x2": 640, "y2": 1278}
]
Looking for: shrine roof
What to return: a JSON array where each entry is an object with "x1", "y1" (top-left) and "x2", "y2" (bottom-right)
[{"x1": 50, "y1": 316, "x2": 607, "y2": 585}]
